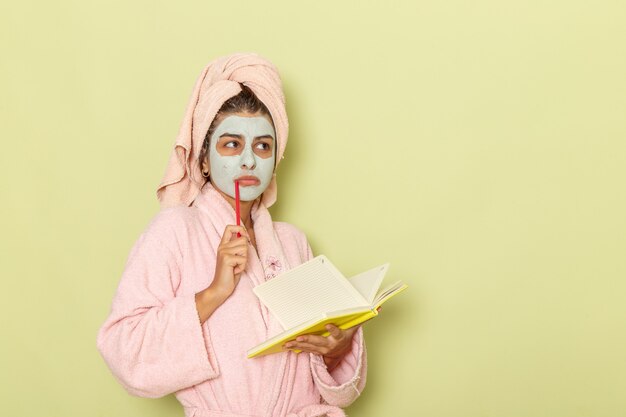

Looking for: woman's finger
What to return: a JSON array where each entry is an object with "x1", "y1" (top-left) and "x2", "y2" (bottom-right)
[
  {"x1": 224, "y1": 254, "x2": 247, "y2": 268},
  {"x1": 220, "y1": 235, "x2": 249, "y2": 249},
  {"x1": 295, "y1": 334, "x2": 332, "y2": 347},
  {"x1": 233, "y1": 261, "x2": 247, "y2": 274},
  {"x1": 285, "y1": 342, "x2": 329, "y2": 355},
  {"x1": 219, "y1": 225, "x2": 248, "y2": 245},
  {"x1": 325, "y1": 324, "x2": 343, "y2": 339},
  {"x1": 344, "y1": 326, "x2": 359, "y2": 338},
  {"x1": 219, "y1": 243, "x2": 249, "y2": 256},
  {"x1": 220, "y1": 239, "x2": 249, "y2": 252}
]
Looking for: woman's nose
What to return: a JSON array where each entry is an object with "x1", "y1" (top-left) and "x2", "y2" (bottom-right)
[{"x1": 240, "y1": 144, "x2": 256, "y2": 169}]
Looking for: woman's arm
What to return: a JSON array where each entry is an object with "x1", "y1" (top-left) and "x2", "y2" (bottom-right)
[
  {"x1": 97, "y1": 213, "x2": 229, "y2": 398},
  {"x1": 195, "y1": 224, "x2": 249, "y2": 323},
  {"x1": 309, "y1": 326, "x2": 368, "y2": 407}
]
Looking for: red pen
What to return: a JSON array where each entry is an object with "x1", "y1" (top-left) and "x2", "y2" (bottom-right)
[{"x1": 235, "y1": 180, "x2": 241, "y2": 238}]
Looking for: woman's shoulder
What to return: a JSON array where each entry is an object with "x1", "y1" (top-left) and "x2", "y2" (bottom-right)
[
  {"x1": 140, "y1": 205, "x2": 203, "y2": 242},
  {"x1": 273, "y1": 221, "x2": 313, "y2": 261},
  {"x1": 148, "y1": 205, "x2": 198, "y2": 227},
  {"x1": 273, "y1": 221, "x2": 307, "y2": 239},
  {"x1": 273, "y1": 221, "x2": 310, "y2": 248}
]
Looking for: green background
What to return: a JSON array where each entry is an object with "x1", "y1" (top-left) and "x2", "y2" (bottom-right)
[{"x1": 2, "y1": 1, "x2": 625, "y2": 416}]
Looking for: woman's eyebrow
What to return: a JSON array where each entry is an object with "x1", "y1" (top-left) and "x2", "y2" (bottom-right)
[
  {"x1": 219, "y1": 134, "x2": 274, "y2": 140},
  {"x1": 219, "y1": 133, "x2": 243, "y2": 139}
]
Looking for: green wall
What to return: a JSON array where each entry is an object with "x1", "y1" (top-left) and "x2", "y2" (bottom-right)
[{"x1": 2, "y1": 1, "x2": 625, "y2": 416}]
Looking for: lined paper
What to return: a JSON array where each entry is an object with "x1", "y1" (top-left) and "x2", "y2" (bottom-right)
[{"x1": 253, "y1": 256, "x2": 366, "y2": 329}]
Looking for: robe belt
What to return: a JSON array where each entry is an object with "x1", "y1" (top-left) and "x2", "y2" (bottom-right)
[{"x1": 184, "y1": 404, "x2": 346, "y2": 417}]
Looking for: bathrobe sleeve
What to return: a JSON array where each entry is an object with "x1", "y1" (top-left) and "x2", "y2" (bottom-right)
[
  {"x1": 97, "y1": 210, "x2": 219, "y2": 398},
  {"x1": 301, "y1": 238, "x2": 368, "y2": 407},
  {"x1": 309, "y1": 328, "x2": 367, "y2": 407}
]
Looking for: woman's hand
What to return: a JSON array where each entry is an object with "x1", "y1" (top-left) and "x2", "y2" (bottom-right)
[
  {"x1": 283, "y1": 324, "x2": 359, "y2": 371},
  {"x1": 208, "y1": 225, "x2": 250, "y2": 302}
]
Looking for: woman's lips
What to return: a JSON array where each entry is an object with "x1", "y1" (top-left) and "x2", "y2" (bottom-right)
[{"x1": 236, "y1": 176, "x2": 260, "y2": 186}]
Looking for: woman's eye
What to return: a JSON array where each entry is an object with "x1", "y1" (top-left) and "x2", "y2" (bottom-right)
[
  {"x1": 255, "y1": 142, "x2": 271, "y2": 151},
  {"x1": 224, "y1": 141, "x2": 239, "y2": 148}
]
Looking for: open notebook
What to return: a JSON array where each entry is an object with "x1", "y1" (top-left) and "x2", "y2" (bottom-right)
[{"x1": 247, "y1": 255, "x2": 408, "y2": 358}]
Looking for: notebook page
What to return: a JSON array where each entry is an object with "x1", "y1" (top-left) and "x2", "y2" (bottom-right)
[
  {"x1": 253, "y1": 256, "x2": 366, "y2": 330},
  {"x1": 374, "y1": 281, "x2": 405, "y2": 304},
  {"x1": 348, "y1": 263, "x2": 389, "y2": 304}
]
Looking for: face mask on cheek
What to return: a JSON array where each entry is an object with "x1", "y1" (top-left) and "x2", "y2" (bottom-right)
[{"x1": 208, "y1": 115, "x2": 276, "y2": 201}]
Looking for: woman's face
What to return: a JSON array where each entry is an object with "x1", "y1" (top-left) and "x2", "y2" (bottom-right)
[{"x1": 203, "y1": 111, "x2": 276, "y2": 201}]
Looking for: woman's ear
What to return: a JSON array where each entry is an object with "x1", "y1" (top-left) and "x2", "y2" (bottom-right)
[{"x1": 201, "y1": 157, "x2": 210, "y2": 178}]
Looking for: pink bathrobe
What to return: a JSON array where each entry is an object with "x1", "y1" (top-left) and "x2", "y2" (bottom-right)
[{"x1": 97, "y1": 182, "x2": 367, "y2": 417}]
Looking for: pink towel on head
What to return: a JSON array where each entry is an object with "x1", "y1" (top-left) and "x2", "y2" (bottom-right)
[{"x1": 156, "y1": 52, "x2": 289, "y2": 209}]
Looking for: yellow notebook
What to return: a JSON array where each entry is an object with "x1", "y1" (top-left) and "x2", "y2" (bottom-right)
[{"x1": 247, "y1": 255, "x2": 408, "y2": 358}]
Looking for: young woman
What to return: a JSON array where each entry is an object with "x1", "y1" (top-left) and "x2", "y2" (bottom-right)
[{"x1": 97, "y1": 53, "x2": 367, "y2": 417}]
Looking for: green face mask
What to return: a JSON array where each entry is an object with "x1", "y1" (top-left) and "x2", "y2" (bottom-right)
[{"x1": 208, "y1": 115, "x2": 276, "y2": 201}]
